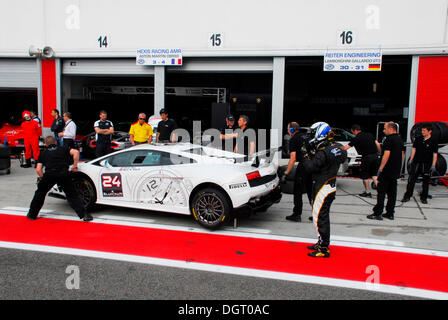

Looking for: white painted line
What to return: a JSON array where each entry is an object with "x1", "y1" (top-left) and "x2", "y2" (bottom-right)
[
  {"x1": 1, "y1": 209, "x2": 447, "y2": 257},
  {"x1": 0, "y1": 240, "x2": 446, "y2": 300},
  {"x1": 91, "y1": 214, "x2": 155, "y2": 224},
  {"x1": 331, "y1": 235, "x2": 405, "y2": 247},
  {"x1": 223, "y1": 226, "x2": 271, "y2": 234},
  {"x1": 3, "y1": 206, "x2": 53, "y2": 213}
]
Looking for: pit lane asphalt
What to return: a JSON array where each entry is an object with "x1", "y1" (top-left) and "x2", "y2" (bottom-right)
[
  {"x1": 0, "y1": 247, "x2": 415, "y2": 300},
  {"x1": 1, "y1": 159, "x2": 448, "y2": 299},
  {"x1": 2, "y1": 158, "x2": 448, "y2": 252}
]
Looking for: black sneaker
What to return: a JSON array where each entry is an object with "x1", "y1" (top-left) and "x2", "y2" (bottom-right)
[
  {"x1": 367, "y1": 213, "x2": 383, "y2": 220},
  {"x1": 359, "y1": 192, "x2": 372, "y2": 198},
  {"x1": 286, "y1": 214, "x2": 301, "y2": 222},
  {"x1": 420, "y1": 198, "x2": 428, "y2": 204},
  {"x1": 26, "y1": 214, "x2": 36, "y2": 221},
  {"x1": 308, "y1": 216, "x2": 313, "y2": 222},
  {"x1": 382, "y1": 214, "x2": 394, "y2": 220},
  {"x1": 401, "y1": 196, "x2": 411, "y2": 203},
  {"x1": 308, "y1": 246, "x2": 330, "y2": 258},
  {"x1": 307, "y1": 241, "x2": 321, "y2": 251},
  {"x1": 82, "y1": 214, "x2": 93, "y2": 222}
]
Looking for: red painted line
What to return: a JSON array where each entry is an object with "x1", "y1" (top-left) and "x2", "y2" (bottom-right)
[{"x1": 1, "y1": 213, "x2": 447, "y2": 293}]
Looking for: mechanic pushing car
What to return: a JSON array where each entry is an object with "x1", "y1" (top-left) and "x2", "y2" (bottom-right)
[
  {"x1": 26, "y1": 136, "x2": 92, "y2": 222},
  {"x1": 20, "y1": 110, "x2": 42, "y2": 168},
  {"x1": 303, "y1": 122, "x2": 347, "y2": 258}
]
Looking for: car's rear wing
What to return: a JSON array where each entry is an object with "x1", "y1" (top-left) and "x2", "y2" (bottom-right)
[{"x1": 248, "y1": 147, "x2": 282, "y2": 167}]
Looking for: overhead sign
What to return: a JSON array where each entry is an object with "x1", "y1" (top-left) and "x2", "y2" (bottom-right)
[
  {"x1": 136, "y1": 48, "x2": 182, "y2": 66},
  {"x1": 323, "y1": 50, "x2": 382, "y2": 71}
]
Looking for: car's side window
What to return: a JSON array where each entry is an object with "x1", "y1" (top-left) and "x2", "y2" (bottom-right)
[
  {"x1": 108, "y1": 151, "x2": 134, "y2": 167},
  {"x1": 134, "y1": 151, "x2": 162, "y2": 166},
  {"x1": 160, "y1": 152, "x2": 196, "y2": 165},
  {"x1": 106, "y1": 150, "x2": 196, "y2": 167}
]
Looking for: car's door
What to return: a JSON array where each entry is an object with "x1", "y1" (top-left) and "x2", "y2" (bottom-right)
[
  {"x1": 97, "y1": 149, "x2": 162, "y2": 205},
  {"x1": 130, "y1": 151, "x2": 196, "y2": 213}
]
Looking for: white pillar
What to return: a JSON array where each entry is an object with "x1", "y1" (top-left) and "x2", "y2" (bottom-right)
[
  {"x1": 271, "y1": 57, "x2": 285, "y2": 162},
  {"x1": 406, "y1": 56, "x2": 419, "y2": 142},
  {"x1": 154, "y1": 66, "x2": 165, "y2": 117},
  {"x1": 405, "y1": 56, "x2": 420, "y2": 170}
]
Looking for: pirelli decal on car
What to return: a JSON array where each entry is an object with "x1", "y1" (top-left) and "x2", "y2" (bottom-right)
[
  {"x1": 101, "y1": 173, "x2": 123, "y2": 197},
  {"x1": 229, "y1": 182, "x2": 248, "y2": 189}
]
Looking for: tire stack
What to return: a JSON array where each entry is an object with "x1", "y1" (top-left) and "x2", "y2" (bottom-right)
[
  {"x1": 410, "y1": 121, "x2": 448, "y2": 144},
  {"x1": 409, "y1": 121, "x2": 448, "y2": 177},
  {"x1": 0, "y1": 144, "x2": 11, "y2": 174}
]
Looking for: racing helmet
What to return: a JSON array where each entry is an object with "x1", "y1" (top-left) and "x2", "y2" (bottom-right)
[
  {"x1": 22, "y1": 111, "x2": 31, "y2": 120},
  {"x1": 310, "y1": 122, "x2": 331, "y2": 141},
  {"x1": 309, "y1": 122, "x2": 331, "y2": 150}
]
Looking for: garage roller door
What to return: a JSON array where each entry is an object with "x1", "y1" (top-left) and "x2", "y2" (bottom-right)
[{"x1": 0, "y1": 59, "x2": 39, "y2": 88}]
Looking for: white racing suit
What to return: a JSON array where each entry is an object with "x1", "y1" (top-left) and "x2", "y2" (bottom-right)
[{"x1": 304, "y1": 143, "x2": 347, "y2": 248}]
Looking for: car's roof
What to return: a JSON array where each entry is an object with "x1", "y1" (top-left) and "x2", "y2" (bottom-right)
[{"x1": 123, "y1": 142, "x2": 243, "y2": 158}]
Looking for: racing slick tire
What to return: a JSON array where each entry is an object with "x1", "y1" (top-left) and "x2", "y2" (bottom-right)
[
  {"x1": 191, "y1": 188, "x2": 231, "y2": 230},
  {"x1": 72, "y1": 175, "x2": 97, "y2": 212}
]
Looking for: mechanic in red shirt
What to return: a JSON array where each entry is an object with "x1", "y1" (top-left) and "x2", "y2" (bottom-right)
[{"x1": 20, "y1": 111, "x2": 42, "y2": 168}]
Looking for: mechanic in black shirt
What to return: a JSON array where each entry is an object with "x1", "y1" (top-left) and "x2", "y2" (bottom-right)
[
  {"x1": 281, "y1": 122, "x2": 312, "y2": 222},
  {"x1": 157, "y1": 108, "x2": 177, "y2": 143},
  {"x1": 50, "y1": 109, "x2": 65, "y2": 146},
  {"x1": 341, "y1": 124, "x2": 381, "y2": 197},
  {"x1": 94, "y1": 110, "x2": 114, "y2": 158},
  {"x1": 402, "y1": 123, "x2": 438, "y2": 204},
  {"x1": 26, "y1": 136, "x2": 92, "y2": 222},
  {"x1": 219, "y1": 114, "x2": 237, "y2": 152},
  {"x1": 234, "y1": 115, "x2": 256, "y2": 159},
  {"x1": 367, "y1": 122, "x2": 404, "y2": 221}
]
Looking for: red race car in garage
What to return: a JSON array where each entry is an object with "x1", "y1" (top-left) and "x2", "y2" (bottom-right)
[{"x1": 0, "y1": 122, "x2": 26, "y2": 151}]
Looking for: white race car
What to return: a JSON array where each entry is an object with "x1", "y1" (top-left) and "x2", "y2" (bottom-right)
[{"x1": 50, "y1": 143, "x2": 282, "y2": 229}]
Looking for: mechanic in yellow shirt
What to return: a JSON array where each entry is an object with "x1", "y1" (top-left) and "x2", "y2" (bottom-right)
[{"x1": 129, "y1": 113, "x2": 154, "y2": 145}]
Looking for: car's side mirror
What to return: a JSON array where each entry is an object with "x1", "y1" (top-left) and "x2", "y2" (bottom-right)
[{"x1": 100, "y1": 160, "x2": 113, "y2": 169}]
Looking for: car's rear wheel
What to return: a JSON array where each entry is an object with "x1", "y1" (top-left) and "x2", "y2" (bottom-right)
[
  {"x1": 191, "y1": 188, "x2": 230, "y2": 229},
  {"x1": 72, "y1": 176, "x2": 97, "y2": 212}
]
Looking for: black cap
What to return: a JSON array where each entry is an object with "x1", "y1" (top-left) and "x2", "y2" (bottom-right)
[
  {"x1": 226, "y1": 114, "x2": 235, "y2": 121},
  {"x1": 159, "y1": 108, "x2": 167, "y2": 115}
]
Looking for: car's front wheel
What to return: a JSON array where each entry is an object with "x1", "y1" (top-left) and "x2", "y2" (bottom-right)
[
  {"x1": 191, "y1": 188, "x2": 230, "y2": 229},
  {"x1": 72, "y1": 175, "x2": 97, "y2": 212}
]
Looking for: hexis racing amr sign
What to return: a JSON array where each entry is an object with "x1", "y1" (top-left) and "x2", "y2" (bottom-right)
[{"x1": 101, "y1": 173, "x2": 123, "y2": 197}]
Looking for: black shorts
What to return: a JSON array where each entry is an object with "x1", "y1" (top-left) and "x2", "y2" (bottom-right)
[{"x1": 359, "y1": 153, "x2": 379, "y2": 180}]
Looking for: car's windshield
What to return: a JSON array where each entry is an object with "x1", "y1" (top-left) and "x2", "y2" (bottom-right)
[{"x1": 333, "y1": 129, "x2": 354, "y2": 141}]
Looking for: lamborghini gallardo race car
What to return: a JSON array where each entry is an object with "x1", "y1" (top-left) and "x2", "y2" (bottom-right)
[{"x1": 50, "y1": 143, "x2": 282, "y2": 229}]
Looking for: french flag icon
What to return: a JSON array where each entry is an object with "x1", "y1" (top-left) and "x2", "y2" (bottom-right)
[{"x1": 171, "y1": 58, "x2": 182, "y2": 65}]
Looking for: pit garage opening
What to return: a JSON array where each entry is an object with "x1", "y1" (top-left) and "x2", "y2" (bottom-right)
[
  {"x1": 283, "y1": 55, "x2": 412, "y2": 141},
  {"x1": 0, "y1": 89, "x2": 38, "y2": 125},
  {"x1": 62, "y1": 58, "x2": 274, "y2": 144},
  {"x1": 62, "y1": 59, "x2": 155, "y2": 135},
  {"x1": 0, "y1": 89, "x2": 38, "y2": 152},
  {"x1": 165, "y1": 71, "x2": 273, "y2": 138}
]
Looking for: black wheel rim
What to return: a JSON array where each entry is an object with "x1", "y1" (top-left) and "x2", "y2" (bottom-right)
[
  {"x1": 195, "y1": 193, "x2": 225, "y2": 224},
  {"x1": 73, "y1": 179, "x2": 94, "y2": 208}
]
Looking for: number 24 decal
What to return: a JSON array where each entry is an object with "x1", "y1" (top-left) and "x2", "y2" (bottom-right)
[{"x1": 102, "y1": 175, "x2": 121, "y2": 188}]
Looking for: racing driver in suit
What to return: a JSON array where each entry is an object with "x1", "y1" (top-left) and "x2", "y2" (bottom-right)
[
  {"x1": 303, "y1": 122, "x2": 347, "y2": 258},
  {"x1": 21, "y1": 110, "x2": 42, "y2": 168}
]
